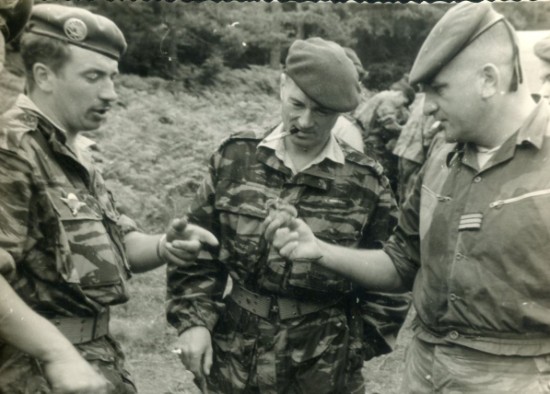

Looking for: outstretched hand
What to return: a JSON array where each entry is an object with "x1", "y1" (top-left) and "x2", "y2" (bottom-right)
[
  {"x1": 160, "y1": 217, "x2": 219, "y2": 265},
  {"x1": 264, "y1": 217, "x2": 323, "y2": 262}
]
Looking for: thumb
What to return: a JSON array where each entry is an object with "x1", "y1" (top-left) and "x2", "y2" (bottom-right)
[
  {"x1": 193, "y1": 227, "x2": 219, "y2": 247},
  {"x1": 203, "y1": 342, "x2": 213, "y2": 376},
  {"x1": 288, "y1": 218, "x2": 305, "y2": 231},
  {"x1": 172, "y1": 217, "x2": 188, "y2": 232}
]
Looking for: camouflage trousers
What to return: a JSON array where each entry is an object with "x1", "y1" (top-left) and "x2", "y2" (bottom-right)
[
  {"x1": 202, "y1": 299, "x2": 364, "y2": 394},
  {"x1": 402, "y1": 336, "x2": 550, "y2": 394},
  {"x1": 0, "y1": 335, "x2": 136, "y2": 394}
]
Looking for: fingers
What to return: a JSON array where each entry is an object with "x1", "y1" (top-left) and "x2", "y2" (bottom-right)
[
  {"x1": 262, "y1": 215, "x2": 289, "y2": 242},
  {"x1": 164, "y1": 241, "x2": 200, "y2": 265},
  {"x1": 190, "y1": 226, "x2": 219, "y2": 248},
  {"x1": 272, "y1": 227, "x2": 299, "y2": 257},
  {"x1": 203, "y1": 343, "x2": 213, "y2": 376}
]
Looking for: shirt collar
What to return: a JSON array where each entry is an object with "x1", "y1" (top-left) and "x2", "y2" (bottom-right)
[
  {"x1": 515, "y1": 99, "x2": 550, "y2": 149},
  {"x1": 446, "y1": 99, "x2": 550, "y2": 167},
  {"x1": 15, "y1": 94, "x2": 69, "y2": 135},
  {"x1": 258, "y1": 123, "x2": 345, "y2": 174}
]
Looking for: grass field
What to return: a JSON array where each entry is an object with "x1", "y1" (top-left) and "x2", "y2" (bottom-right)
[{"x1": 1, "y1": 63, "x2": 412, "y2": 394}]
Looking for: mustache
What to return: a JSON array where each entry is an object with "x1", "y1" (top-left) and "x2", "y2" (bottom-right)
[{"x1": 289, "y1": 126, "x2": 300, "y2": 135}]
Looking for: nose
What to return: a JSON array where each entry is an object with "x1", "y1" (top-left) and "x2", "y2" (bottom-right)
[
  {"x1": 297, "y1": 109, "x2": 314, "y2": 129},
  {"x1": 423, "y1": 96, "x2": 438, "y2": 116},
  {"x1": 99, "y1": 78, "x2": 118, "y2": 102},
  {"x1": 539, "y1": 81, "x2": 550, "y2": 100}
]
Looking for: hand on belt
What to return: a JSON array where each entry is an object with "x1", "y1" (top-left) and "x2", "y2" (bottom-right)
[
  {"x1": 229, "y1": 284, "x2": 340, "y2": 321},
  {"x1": 49, "y1": 309, "x2": 110, "y2": 344}
]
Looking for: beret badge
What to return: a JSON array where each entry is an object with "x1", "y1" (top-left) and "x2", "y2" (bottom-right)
[{"x1": 63, "y1": 18, "x2": 87, "y2": 42}]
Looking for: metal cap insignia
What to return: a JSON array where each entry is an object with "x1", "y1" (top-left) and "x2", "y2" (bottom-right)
[{"x1": 63, "y1": 18, "x2": 88, "y2": 42}]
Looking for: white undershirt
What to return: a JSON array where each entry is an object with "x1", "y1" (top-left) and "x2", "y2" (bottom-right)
[{"x1": 476, "y1": 144, "x2": 501, "y2": 169}]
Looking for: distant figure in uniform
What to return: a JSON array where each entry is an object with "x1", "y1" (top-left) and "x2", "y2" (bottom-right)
[
  {"x1": 0, "y1": 4, "x2": 217, "y2": 393},
  {"x1": 266, "y1": 3, "x2": 550, "y2": 393},
  {"x1": 353, "y1": 80, "x2": 415, "y2": 199},
  {"x1": 167, "y1": 37, "x2": 410, "y2": 394},
  {"x1": 392, "y1": 93, "x2": 444, "y2": 204},
  {"x1": 534, "y1": 34, "x2": 550, "y2": 100}
]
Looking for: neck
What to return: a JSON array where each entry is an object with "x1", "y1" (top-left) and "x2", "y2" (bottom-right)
[
  {"x1": 28, "y1": 91, "x2": 80, "y2": 154},
  {"x1": 478, "y1": 88, "x2": 536, "y2": 149},
  {"x1": 284, "y1": 136, "x2": 328, "y2": 161}
]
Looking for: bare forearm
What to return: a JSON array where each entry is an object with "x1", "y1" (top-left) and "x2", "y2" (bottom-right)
[
  {"x1": 124, "y1": 232, "x2": 164, "y2": 273},
  {"x1": 317, "y1": 240, "x2": 405, "y2": 291},
  {"x1": 0, "y1": 276, "x2": 80, "y2": 363}
]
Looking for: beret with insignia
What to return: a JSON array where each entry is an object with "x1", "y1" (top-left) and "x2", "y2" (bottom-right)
[
  {"x1": 26, "y1": 4, "x2": 126, "y2": 61},
  {"x1": 534, "y1": 35, "x2": 550, "y2": 63},
  {"x1": 285, "y1": 37, "x2": 360, "y2": 113},
  {"x1": 409, "y1": 3, "x2": 505, "y2": 86}
]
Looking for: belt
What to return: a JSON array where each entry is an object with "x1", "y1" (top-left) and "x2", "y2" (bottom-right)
[
  {"x1": 49, "y1": 309, "x2": 110, "y2": 344},
  {"x1": 229, "y1": 284, "x2": 340, "y2": 321}
]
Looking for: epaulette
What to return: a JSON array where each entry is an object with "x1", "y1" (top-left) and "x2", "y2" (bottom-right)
[
  {"x1": 340, "y1": 142, "x2": 385, "y2": 178},
  {"x1": 0, "y1": 106, "x2": 38, "y2": 152},
  {"x1": 217, "y1": 129, "x2": 265, "y2": 151}
]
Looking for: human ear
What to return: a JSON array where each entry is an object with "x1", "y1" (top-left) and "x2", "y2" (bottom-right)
[
  {"x1": 32, "y1": 63, "x2": 56, "y2": 93},
  {"x1": 480, "y1": 64, "x2": 499, "y2": 99}
]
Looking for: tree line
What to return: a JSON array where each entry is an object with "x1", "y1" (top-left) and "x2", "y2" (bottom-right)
[{"x1": 74, "y1": 1, "x2": 550, "y2": 91}]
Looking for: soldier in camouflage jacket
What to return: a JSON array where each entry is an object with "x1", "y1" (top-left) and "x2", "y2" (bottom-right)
[
  {"x1": 0, "y1": 5, "x2": 216, "y2": 393},
  {"x1": 167, "y1": 37, "x2": 411, "y2": 394}
]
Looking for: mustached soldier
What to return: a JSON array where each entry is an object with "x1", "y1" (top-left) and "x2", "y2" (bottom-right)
[
  {"x1": 267, "y1": 3, "x2": 550, "y2": 393},
  {"x1": 167, "y1": 37, "x2": 410, "y2": 393},
  {"x1": 0, "y1": 4, "x2": 217, "y2": 393}
]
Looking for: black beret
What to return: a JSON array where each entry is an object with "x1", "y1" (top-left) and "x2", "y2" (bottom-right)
[
  {"x1": 285, "y1": 37, "x2": 360, "y2": 113},
  {"x1": 534, "y1": 35, "x2": 550, "y2": 63},
  {"x1": 0, "y1": 0, "x2": 33, "y2": 43},
  {"x1": 26, "y1": 4, "x2": 126, "y2": 61},
  {"x1": 409, "y1": 3, "x2": 504, "y2": 86}
]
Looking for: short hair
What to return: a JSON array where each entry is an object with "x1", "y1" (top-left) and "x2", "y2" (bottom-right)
[
  {"x1": 457, "y1": 21, "x2": 518, "y2": 91},
  {"x1": 19, "y1": 33, "x2": 72, "y2": 91}
]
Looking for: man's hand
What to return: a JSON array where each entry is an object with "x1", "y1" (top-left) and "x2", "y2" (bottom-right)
[
  {"x1": 160, "y1": 218, "x2": 219, "y2": 265},
  {"x1": 267, "y1": 218, "x2": 323, "y2": 262},
  {"x1": 44, "y1": 351, "x2": 112, "y2": 394},
  {"x1": 173, "y1": 326, "x2": 213, "y2": 387}
]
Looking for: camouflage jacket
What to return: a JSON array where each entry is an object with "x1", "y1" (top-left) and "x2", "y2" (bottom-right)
[
  {"x1": 167, "y1": 128, "x2": 407, "y2": 342},
  {"x1": 0, "y1": 95, "x2": 135, "y2": 317},
  {"x1": 385, "y1": 100, "x2": 550, "y2": 355}
]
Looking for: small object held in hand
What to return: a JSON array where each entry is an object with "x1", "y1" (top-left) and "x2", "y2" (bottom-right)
[
  {"x1": 166, "y1": 217, "x2": 188, "y2": 242},
  {"x1": 265, "y1": 198, "x2": 298, "y2": 229}
]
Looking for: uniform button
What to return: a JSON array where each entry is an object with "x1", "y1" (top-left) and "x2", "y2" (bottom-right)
[
  {"x1": 448, "y1": 330, "x2": 459, "y2": 340},
  {"x1": 473, "y1": 176, "x2": 482, "y2": 183},
  {"x1": 455, "y1": 253, "x2": 462, "y2": 260},
  {"x1": 449, "y1": 293, "x2": 457, "y2": 302},
  {"x1": 425, "y1": 374, "x2": 432, "y2": 381}
]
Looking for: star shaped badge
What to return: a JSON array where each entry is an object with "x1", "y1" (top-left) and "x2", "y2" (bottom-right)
[{"x1": 60, "y1": 193, "x2": 86, "y2": 216}]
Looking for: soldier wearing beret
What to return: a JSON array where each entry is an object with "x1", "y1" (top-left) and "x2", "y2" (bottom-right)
[
  {"x1": 266, "y1": 3, "x2": 550, "y2": 393},
  {"x1": 0, "y1": 4, "x2": 218, "y2": 393},
  {"x1": 534, "y1": 34, "x2": 550, "y2": 100},
  {"x1": 167, "y1": 37, "x2": 410, "y2": 393}
]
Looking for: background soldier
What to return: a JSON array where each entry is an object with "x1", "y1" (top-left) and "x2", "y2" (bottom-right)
[
  {"x1": 0, "y1": 4, "x2": 217, "y2": 393},
  {"x1": 534, "y1": 34, "x2": 550, "y2": 100},
  {"x1": 266, "y1": 3, "x2": 550, "y2": 393},
  {"x1": 167, "y1": 37, "x2": 410, "y2": 393}
]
